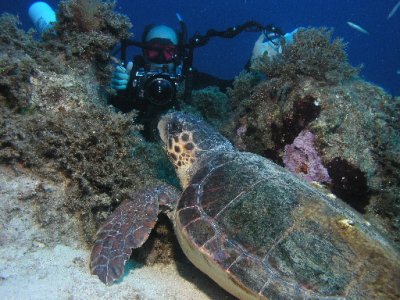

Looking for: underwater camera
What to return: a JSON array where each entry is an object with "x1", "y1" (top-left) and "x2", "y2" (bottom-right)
[{"x1": 132, "y1": 68, "x2": 182, "y2": 106}]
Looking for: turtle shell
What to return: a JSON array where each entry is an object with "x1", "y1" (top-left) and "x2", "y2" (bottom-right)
[{"x1": 174, "y1": 151, "x2": 400, "y2": 299}]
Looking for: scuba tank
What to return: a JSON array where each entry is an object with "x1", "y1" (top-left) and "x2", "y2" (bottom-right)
[{"x1": 28, "y1": 2, "x2": 56, "y2": 34}]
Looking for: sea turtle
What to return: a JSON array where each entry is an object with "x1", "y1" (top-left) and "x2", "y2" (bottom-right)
[{"x1": 90, "y1": 112, "x2": 400, "y2": 299}]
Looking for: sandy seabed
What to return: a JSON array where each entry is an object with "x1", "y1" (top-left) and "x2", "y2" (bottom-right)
[{"x1": 0, "y1": 166, "x2": 234, "y2": 300}]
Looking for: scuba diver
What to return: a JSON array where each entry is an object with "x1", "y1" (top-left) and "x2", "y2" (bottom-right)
[
  {"x1": 109, "y1": 23, "x2": 233, "y2": 112},
  {"x1": 109, "y1": 24, "x2": 185, "y2": 139},
  {"x1": 109, "y1": 22, "x2": 230, "y2": 140},
  {"x1": 109, "y1": 14, "x2": 289, "y2": 140}
]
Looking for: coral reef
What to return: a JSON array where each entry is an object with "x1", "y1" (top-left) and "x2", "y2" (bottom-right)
[
  {"x1": 0, "y1": 14, "x2": 65, "y2": 108},
  {"x1": 53, "y1": 0, "x2": 131, "y2": 63},
  {"x1": 0, "y1": 0, "x2": 131, "y2": 109},
  {"x1": 1, "y1": 103, "x2": 165, "y2": 242},
  {"x1": 0, "y1": 5, "x2": 172, "y2": 245},
  {"x1": 179, "y1": 86, "x2": 230, "y2": 131},
  {"x1": 251, "y1": 27, "x2": 358, "y2": 84},
  {"x1": 68, "y1": 0, "x2": 104, "y2": 32},
  {"x1": 226, "y1": 28, "x2": 400, "y2": 246}
]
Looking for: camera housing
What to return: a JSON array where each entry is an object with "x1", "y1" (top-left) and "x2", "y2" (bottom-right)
[{"x1": 132, "y1": 69, "x2": 182, "y2": 106}]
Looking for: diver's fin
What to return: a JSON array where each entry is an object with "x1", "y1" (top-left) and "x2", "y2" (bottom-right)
[{"x1": 89, "y1": 186, "x2": 180, "y2": 285}]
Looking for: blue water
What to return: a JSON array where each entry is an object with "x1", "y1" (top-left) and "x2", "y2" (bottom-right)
[{"x1": 2, "y1": 1, "x2": 399, "y2": 95}]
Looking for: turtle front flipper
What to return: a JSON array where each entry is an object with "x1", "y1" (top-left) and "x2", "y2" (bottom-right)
[{"x1": 90, "y1": 185, "x2": 181, "y2": 285}]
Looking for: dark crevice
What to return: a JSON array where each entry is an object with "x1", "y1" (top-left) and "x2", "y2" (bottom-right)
[
  {"x1": 90, "y1": 200, "x2": 119, "y2": 216},
  {"x1": 327, "y1": 157, "x2": 370, "y2": 213},
  {"x1": 272, "y1": 95, "x2": 321, "y2": 151},
  {"x1": 131, "y1": 214, "x2": 184, "y2": 264},
  {"x1": 263, "y1": 148, "x2": 283, "y2": 165}
]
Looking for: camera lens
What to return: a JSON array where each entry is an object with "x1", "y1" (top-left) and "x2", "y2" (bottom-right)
[{"x1": 144, "y1": 76, "x2": 175, "y2": 106}]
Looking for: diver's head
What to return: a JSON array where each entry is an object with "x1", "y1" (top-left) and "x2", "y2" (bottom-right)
[{"x1": 142, "y1": 25, "x2": 179, "y2": 65}]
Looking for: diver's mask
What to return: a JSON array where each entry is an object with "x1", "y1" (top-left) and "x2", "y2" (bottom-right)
[{"x1": 143, "y1": 39, "x2": 178, "y2": 64}]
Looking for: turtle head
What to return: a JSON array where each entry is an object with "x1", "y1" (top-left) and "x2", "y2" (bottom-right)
[{"x1": 158, "y1": 112, "x2": 233, "y2": 188}]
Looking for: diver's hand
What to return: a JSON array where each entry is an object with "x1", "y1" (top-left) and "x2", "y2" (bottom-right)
[
  {"x1": 111, "y1": 61, "x2": 133, "y2": 90},
  {"x1": 252, "y1": 33, "x2": 279, "y2": 60},
  {"x1": 283, "y1": 28, "x2": 299, "y2": 44}
]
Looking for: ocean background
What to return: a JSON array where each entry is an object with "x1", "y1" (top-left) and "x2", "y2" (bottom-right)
[{"x1": 1, "y1": 0, "x2": 399, "y2": 95}]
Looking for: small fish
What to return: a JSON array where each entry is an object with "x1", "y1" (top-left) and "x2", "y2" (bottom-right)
[
  {"x1": 347, "y1": 21, "x2": 369, "y2": 35},
  {"x1": 388, "y1": 0, "x2": 400, "y2": 19},
  {"x1": 397, "y1": 70, "x2": 400, "y2": 75}
]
